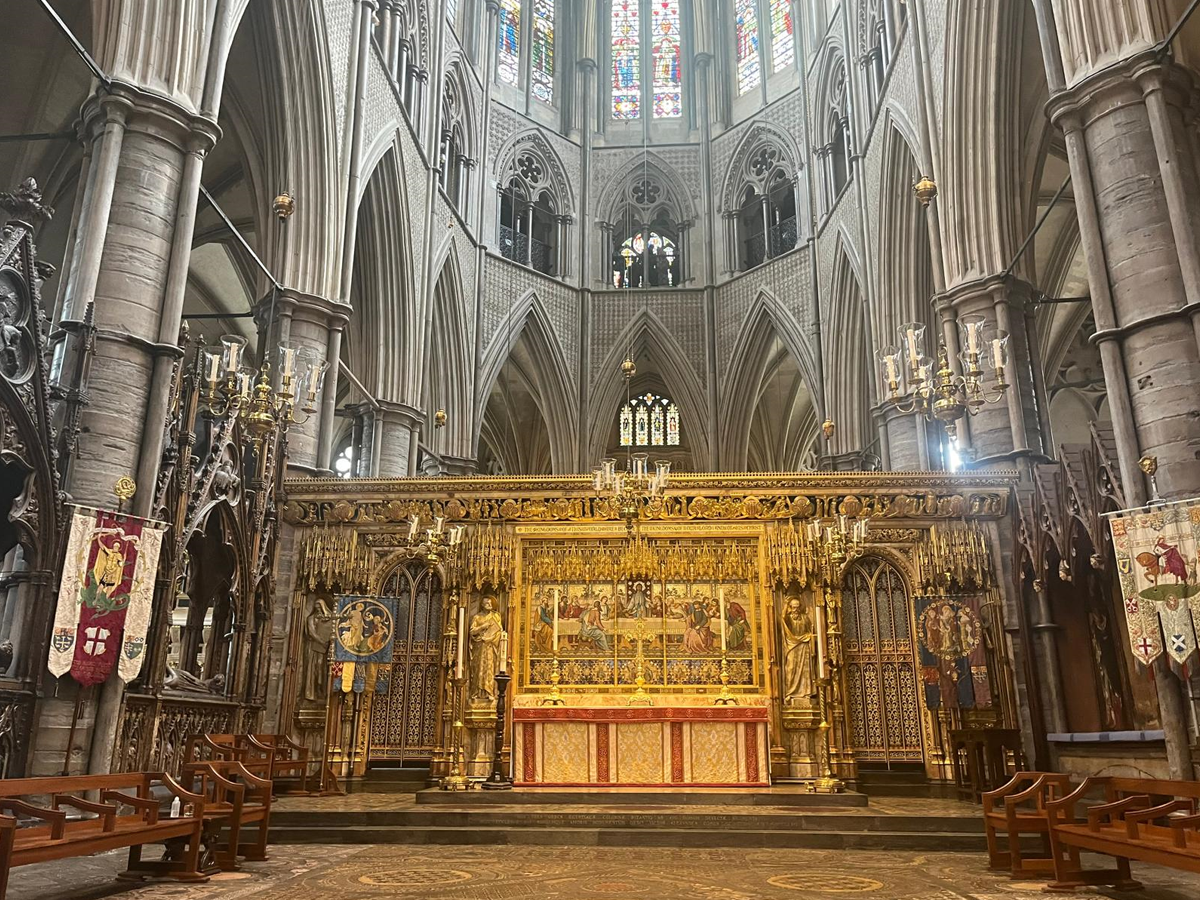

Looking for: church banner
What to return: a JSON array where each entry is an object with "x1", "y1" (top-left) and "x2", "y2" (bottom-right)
[
  {"x1": 914, "y1": 595, "x2": 989, "y2": 710},
  {"x1": 48, "y1": 507, "x2": 166, "y2": 686},
  {"x1": 333, "y1": 594, "x2": 398, "y2": 693},
  {"x1": 1109, "y1": 500, "x2": 1200, "y2": 667}
]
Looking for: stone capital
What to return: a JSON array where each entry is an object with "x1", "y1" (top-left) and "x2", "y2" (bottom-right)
[
  {"x1": 375, "y1": 399, "x2": 424, "y2": 430},
  {"x1": 256, "y1": 289, "x2": 352, "y2": 332},
  {"x1": 81, "y1": 81, "x2": 221, "y2": 154},
  {"x1": 935, "y1": 274, "x2": 1037, "y2": 318},
  {"x1": 1045, "y1": 50, "x2": 1198, "y2": 130}
]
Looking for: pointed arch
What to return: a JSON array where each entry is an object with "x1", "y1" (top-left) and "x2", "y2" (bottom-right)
[
  {"x1": 824, "y1": 243, "x2": 873, "y2": 459},
  {"x1": 475, "y1": 291, "x2": 578, "y2": 472},
  {"x1": 349, "y1": 143, "x2": 419, "y2": 404},
  {"x1": 718, "y1": 120, "x2": 803, "y2": 214},
  {"x1": 493, "y1": 128, "x2": 576, "y2": 216},
  {"x1": 587, "y1": 310, "x2": 711, "y2": 470},
  {"x1": 722, "y1": 290, "x2": 820, "y2": 470},
  {"x1": 424, "y1": 241, "x2": 473, "y2": 459}
]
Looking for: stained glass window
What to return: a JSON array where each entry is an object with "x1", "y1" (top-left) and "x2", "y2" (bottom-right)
[
  {"x1": 769, "y1": 0, "x2": 794, "y2": 72},
  {"x1": 651, "y1": 1, "x2": 682, "y2": 118},
  {"x1": 736, "y1": 0, "x2": 761, "y2": 95},
  {"x1": 618, "y1": 393, "x2": 681, "y2": 447},
  {"x1": 498, "y1": 0, "x2": 521, "y2": 87},
  {"x1": 612, "y1": 0, "x2": 641, "y2": 119},
  {"x1": 532, "y1": 0, "x2": 555, "y2": 103}
]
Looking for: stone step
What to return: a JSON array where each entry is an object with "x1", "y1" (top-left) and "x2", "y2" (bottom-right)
[
  {"x1": 267, "y1": 823, "x2": 989, "y2": 851},
  {"x1": 413, "y1": 787, "x2": 869, "y2": 807},
  {"x1": 271, "y1": 808, "x2": 984, "y2": 834}
]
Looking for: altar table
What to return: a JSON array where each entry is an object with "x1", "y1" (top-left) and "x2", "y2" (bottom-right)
[{"x1": 513, "y1": 706, "x2": 770, "y2": 787}]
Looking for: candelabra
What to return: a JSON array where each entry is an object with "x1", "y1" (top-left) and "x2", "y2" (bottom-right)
[
  {"x1": 801, "y1": 515, "x2": 869, "y2": 587},
  {"x1": 914, "y1": 520, "x2": 995, "y2": 595},
  {"x1": 404, "y1": 514, "x2": 465, "y2": 566},
  {"x1": 199, "y1": 334, "x2": 327, "y2": 449},
  {"x1": 541, "y1": 654, "x2": 565, "y2": 706},
  {"x1": 593, "y1": 454, "x2": 671, "y2": 534},
  {"x1": 876, "y1": 317, "x2": 1010, "y2": 438},
  {"x1": 481, "y1": 670, "x2": 513, "y2": 789}
]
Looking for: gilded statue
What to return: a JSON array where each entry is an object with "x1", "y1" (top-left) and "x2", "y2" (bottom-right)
[
  {"x1": 469, "y1": 596, "x2": 504, "y2": 702},
  {"x1": 781, "y1": 596, "x2": 816, "y2": 705},
  {"x1": 303, "y1": 597, "x2": 333, "y2": 702}
]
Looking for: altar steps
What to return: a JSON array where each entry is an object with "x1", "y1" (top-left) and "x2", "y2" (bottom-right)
[
  {"x1": 349, "y1": 765, "x2": 432, "y2": 793},
  {"x1": 854, "y1": 762, "x2": 952, "y2": 798},
  {"x1": 269, "y1": 804, "x2": 988, "y2": 851}
]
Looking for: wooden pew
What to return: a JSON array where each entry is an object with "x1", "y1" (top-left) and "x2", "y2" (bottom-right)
[
  {"x1": 243, "y1": 734, "x2": 312, "y2": 796},
  {"x1": 982, "y1": 771, "x2": 1074, "y2": 878},
  {"x1": 182, "y1": 759, "x2": 272, "y2": 870},
  {"x1": 1045, "y1": 776, "x2": 1200, "y2": 891},
  {"x1": 0, "y1": 772, "x2": 208, "y2": 900}
]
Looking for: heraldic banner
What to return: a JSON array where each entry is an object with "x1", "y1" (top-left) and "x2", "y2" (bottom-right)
[
  {"x1": 48, "y1": 507, "x2": 167, "y2": 686},
  {"x1": 1109, "y1": 499, "x2": 1200, "y2": 667},
  {"x1": 333, "y1": 594, "x2": 398, "y2": 693}
]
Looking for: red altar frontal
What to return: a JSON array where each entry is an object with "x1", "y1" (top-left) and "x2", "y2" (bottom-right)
[{"x1": 513, "y1": 706, "x2": 770, "y2": 787}]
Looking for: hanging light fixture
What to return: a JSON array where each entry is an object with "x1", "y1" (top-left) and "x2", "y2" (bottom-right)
[{"x1": 875, "y1": 316, "x2": 1011, "y2": 438}]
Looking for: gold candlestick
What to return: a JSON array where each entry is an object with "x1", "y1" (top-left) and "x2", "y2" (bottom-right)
[
  {"x1": 714, "y1": 654, "x2": 737, "y2": 705},
  {"x1": 440, "y1": 673, "x2": 470, "y2": 790},
  {"x1": 813, "y1": 675, "x2": 843, "y2": 793},
  {"x1": 542, "y1": 654, "x2": 565, "y2": 706}
]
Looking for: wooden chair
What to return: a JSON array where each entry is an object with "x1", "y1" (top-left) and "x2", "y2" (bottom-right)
[
  {"x1": 982, "y1": 771, "x2": 1074, "y2": 878},
  {"x1": 182, "y1": 759, "x2": 273, "y2": 870}
]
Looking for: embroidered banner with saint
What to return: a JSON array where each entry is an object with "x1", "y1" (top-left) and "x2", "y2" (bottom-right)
[
  {"x1": 1109, "y1": 500, "x2": 1200, "y2": 666},
  {"x1": 915, "y1": 595, "x2": 988, "y2": 710},
  {"x1": 333, "y1": 594, "x2": 398, "y2": 693},
  {"x1": 48, "y1": 508, "x2": 166, "y2": 686}
]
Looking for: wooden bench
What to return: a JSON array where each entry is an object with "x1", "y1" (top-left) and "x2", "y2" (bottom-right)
[
  {"x1": 193, "y1": 734, "x2": 313, "y2": 796},
  {"x1": 1045, "y1": 776, "x2": 1200, "y2": 891},
  {"x1": 182, "y1": 759, "x2": 272, "y2": 870},
  {"x1": 982, "y1": 771, "x2": 1074, "y2": 878},
  {"x1": 0, "y1": 772, "x2": 209, "y2": 900}
]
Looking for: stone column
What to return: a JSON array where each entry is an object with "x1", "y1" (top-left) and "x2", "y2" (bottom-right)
[
  {"x1": 256, "y1": 290, "x2": 351, "y2": 474},
  {"x1": 373, "y1": 400, "x2": 424, "y2": 477}
]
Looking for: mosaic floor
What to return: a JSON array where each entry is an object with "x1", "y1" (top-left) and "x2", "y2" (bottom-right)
[{"x1": 7, "y1": 844, "x2": 1200, "y2": 900}]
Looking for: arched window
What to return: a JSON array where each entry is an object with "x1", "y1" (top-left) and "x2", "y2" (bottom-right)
[
  {"x1": 620, "y1": 392, "x2": 681, "y2": 447},
  {"x1": 610, "y1": 1, "x2": 684, "y2": 120},
  {"x1": 498, "y1": 0, "x2": 557, "y2": 106},
  {"x1": 532, "y1": 0, "x2": 556, "y2": 103},
  {"x1": 497, "y1": 139, "x2": 571, "y2": 277},
  {"x1": 736, "y1": 0, "x2": 796, "y2": 97},
  {"x1": 723, "y1": 131, "x2": 800, "y2": 272},
  {"x1": 498, "y1": 0, "x2": 522, "y2": 87},
  {"x1": 447, "y1": 0, "x2": 459, "y2": 25},
  {"x1": 819, "y1": 61, "x2": 850, "y2": 212},
  {"x1": 604, "y1": 169, "x2": 689, "y2": 287},
  {"x1": 768, "y1": 0, "x2": 794, "y2": 72},
  {"x1": 439, "y1": 70, "x2": 474, "y2": 214},
  {"x1": 735, "y1": 0, "x2": 761, "y2": 95}
]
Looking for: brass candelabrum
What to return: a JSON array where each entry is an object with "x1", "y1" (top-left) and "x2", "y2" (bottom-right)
[
  {"x1": 623, "y1": 618, "x2": 653, "y2": 707},
  {"x1": 440, "y1": 666, "x2": 470, "y2": 791},
  {"x1": 541, "y1": 654, "x2": 565, "y2": 706},
  {"x1": 714, "y1": 655, "x2": 737, "y2": 706},
  {"x1": 405, "y1": 514, "x2": 465, "y2": 566},
  {"x1": 593, "y1": 453, "x2": 671, "y2": 534},
  {"x1": 877, "y1": 317, "x2": 1010, "y2": 439}
]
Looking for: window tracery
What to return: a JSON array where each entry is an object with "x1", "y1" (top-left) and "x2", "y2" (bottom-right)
[
  {"x1": 610, "y1": 1, "x2": 686, "y2": 121},
  {"x1": 820, "y1": 61, "x2": 850, "y2": 211},
  {"x1": 721, "y1": 127, "x2": 800, "y2": 272},
  {"x1": 497, "y1": 136, "x2": 572, "y2": 278},
  {"x1": 620, "y1": 393, "x2": 680, "y2": 447},
  {"x1": 605, "y1": 169, "x2": 689, "y2": 288},
  {"x1": 439, "y1": 69, "x2": 473, "y2": 214}
]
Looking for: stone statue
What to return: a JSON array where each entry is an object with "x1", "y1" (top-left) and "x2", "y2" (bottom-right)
[
  {"x1": 469, "y1": 596, "x2": 503, "y2": 703},
  {"x1": 781, "y1": 597, "x2": 816, "y2": 705},
  {"x1": 303, "y1": 597, "x2": 334, "y2": 703}
]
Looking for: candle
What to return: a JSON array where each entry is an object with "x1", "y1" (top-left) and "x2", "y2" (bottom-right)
[
  {"x1": 205, "y1": 352, "x2": 221, "y2": 384},
  {"x1": 552, "y1": 588, "x2": 560, "y2": 653},
  {"x1": 435, "y1": 516, "x2": 446, "y2": 535},
  {"x1": 719, "y1": 588, "x2": 727, "y2": 654},
  {"x1": 991, "y1": 337, "x2": 1005, "y2": 371},
  {"x1": 906, "y1": 327, "x2": 919, "y2": 366},
  {"x1": 455, "y1": 606, "x2": 466, "y2": 681},
  {"x1": 815, "y1": 604, "x2": 826, "y2": 679},
  {"x1": 408, "y1": 515, "x2": 419, "y2": 541},
  {"x1": 499, "y1": 631, "x2": 508, "y2": 674},
  {"x1": 884, "y1": 354, "x2": 897, "y2": 386}
]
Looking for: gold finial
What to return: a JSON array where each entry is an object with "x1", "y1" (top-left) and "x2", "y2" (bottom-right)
[
  {"x1": 113, "y1": 476, "x2": 137, "y2": 506},
  {"x1": 273, "y1": 192, "x2": 296, "y2": 221},
  {"x1": 620, "y1": 357, "x2": 637, "y2": 380},
  {"x1": 1138, "y1": 455, "x2": 1158, "y2": 477},
  {"x1": 913, "y1": 174, "x2": 938, "y2": 208},
  {"x1": 434, "y1": 408, "x2": 448, "y2": 429}
]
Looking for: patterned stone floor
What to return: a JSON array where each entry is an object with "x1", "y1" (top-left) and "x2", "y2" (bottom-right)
[{"x1": 7, "y1": 845, "x2": 1199, "y2": 900}]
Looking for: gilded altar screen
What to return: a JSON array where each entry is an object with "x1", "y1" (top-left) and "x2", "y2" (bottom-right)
[{"x1": 518, "y1": 537, "x2": 764, "y2": 696}]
